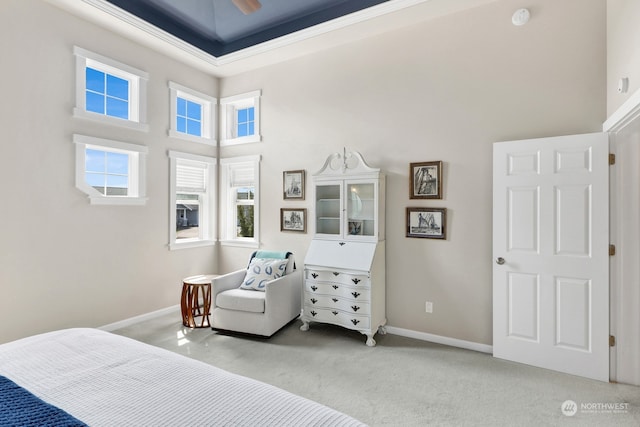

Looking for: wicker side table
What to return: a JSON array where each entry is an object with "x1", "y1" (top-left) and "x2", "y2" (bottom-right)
[{"x1": 181, "y1": 274, "x2": 218, "y2": 328}]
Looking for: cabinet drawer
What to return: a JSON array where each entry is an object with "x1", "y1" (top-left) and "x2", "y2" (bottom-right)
[
  {"x1": 304, "y1": 305, "x2": 370, "y2": 330},
  {"x1": 304, "y1": 294, "x2": 371, "y2": 315},
  {"x1": 306, "y1": 269, "x2": 369, "y2": 287},
  {"x1": 304, "y1": 281, "x2": 369, "y2": 301}
]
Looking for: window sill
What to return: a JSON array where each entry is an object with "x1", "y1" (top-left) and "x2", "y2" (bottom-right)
[
  {"x1": 220, "y1": 239, "x2": 259, "y2": 249},
  {"x1": 168, "y1": 130, "x2": 216, "y2": 146},
  {"x1": 170, "y1": 239, "x2": 216, "y2": 251},
  {"x1": 73, "y1": 108, "x2": 150, "y2": 132},
  {"x1": 221, "y1": 134, "x2": 261, "y2": 146},
  {"x1": 89, "y1": 196, "x2": 148, "y2": 206}
]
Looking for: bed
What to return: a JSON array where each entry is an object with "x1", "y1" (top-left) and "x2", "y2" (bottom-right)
[{"x1": 0, "y1": 328, "x2": 365, "y2": 426}]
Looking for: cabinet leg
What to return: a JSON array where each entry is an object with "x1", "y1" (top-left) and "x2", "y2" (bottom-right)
[
  {"x1": 364, "y1": 333, "x2": 376, "y2": 347},
  {"x1": 300, "y1": 320, "x2": 310, "y2": 331}
]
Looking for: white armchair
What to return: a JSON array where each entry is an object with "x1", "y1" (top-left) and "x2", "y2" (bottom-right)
[{"x1": 211, "y1": 251, "x2": 302, "y2": 337}]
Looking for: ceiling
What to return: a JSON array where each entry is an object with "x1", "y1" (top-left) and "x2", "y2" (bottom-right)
[
  {"x1": 104, "y1": 0, "x2": 390, "y2": 57},
  {"x1": 49, "y1": 0, "x2": 498, "y2": 76}
]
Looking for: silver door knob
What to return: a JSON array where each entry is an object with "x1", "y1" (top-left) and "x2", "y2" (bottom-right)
[{"x1": 495, "y1": 257, "x2": 505, "y2": 265}]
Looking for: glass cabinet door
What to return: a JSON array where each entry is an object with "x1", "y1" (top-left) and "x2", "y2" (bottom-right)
[
  {"x1": 346, "y1": 181, "x2": 376, "y2": 238},
  {"x1": 315, "y1": 183, "x2": 341, "y2": 236}
]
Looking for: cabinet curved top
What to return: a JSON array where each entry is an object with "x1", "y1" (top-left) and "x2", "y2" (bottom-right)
[{"x1": 314, "y1": 149, "x2": 381, "y2": 178}]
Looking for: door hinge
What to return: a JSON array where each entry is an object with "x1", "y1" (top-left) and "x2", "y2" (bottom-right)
[
  {"x1": 609, "y1": 153, "x2": 616, "y2": 165},
  {"x1": 609, "y1": 244, "x2": 616, "y2": 256},
  {"x1": 610, "y1": 335, "x2": 616, "y2": 347}
]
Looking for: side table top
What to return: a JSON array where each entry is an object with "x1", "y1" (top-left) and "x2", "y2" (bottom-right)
[{"x1": 183, "y1": 274, "x2": 219, "y2": 285}]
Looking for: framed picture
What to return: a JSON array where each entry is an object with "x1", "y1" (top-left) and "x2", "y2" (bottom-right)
[
  {"x1": 348, "y1": 220, "x2": 363, "y2": 236},
  {"x1": 406, "y1": 207, "x2": 446, "y2": 239},
  {"x1": 281, "y1": 208, "x2": 307, "y2": 232},
  {"x1": 283, "y1": 170, "x2": 305, "y2": 200},
  {"x1": 410, "y1": 161, "x2": 442, "y2": 199}
]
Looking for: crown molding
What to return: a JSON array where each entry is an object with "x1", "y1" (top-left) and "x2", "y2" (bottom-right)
[{"x1": 48, "y1": 0, "x2": 496, "y2": 77}]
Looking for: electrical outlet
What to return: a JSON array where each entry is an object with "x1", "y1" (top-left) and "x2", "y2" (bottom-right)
[{"x1": 425, "y1": 301, "x2": 433, "y2": 313}]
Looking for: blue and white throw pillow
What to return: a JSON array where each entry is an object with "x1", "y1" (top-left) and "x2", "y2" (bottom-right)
[{"x1": 240, "y1": 258, "x2": 289, "y2": 291}]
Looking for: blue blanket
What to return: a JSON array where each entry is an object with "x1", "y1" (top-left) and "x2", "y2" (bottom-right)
[{"x1": 0, "y1": 375, "x2": 87, "y2": 427}]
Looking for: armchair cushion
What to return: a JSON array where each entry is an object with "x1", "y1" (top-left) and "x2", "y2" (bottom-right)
[
  {"x1": 216, "y1": 289, "x2": 265, "y2": 313},
  {"x1": 239, "y1": 257, "x2": 289, "y2": 291}
]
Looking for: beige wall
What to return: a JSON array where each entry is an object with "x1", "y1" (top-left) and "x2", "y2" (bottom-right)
[
  {"x1": 219, "y1": 0, "x2": 606, "y2": 345},
  {"x1": 0, "y1": 0, "x2": 218, "y2": 344},
  {"x1": 607, "y1": 0, "x2": 640, "y2": 116},
  {"x1": 0, "y1": 0, "x2": 606, "y2": 346}
]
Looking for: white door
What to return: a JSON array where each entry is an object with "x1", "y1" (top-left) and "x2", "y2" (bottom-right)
[{"x1": 493, "y1": 132, "x2": 609, "y2": 382}]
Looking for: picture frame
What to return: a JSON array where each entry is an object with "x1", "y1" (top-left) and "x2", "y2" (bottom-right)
[
  {"x1": 280, "y1": 208, "x2": 307, "y2": 232},
  {"x1": 406, "y1": 207, "x2": 446, "y2": 239},
  {"x1": 283, "y1": 170, "x2": 305, "y2": 200},
  {"x1": 410, "y1": 161, "x2": 442, "y2": 199},
  {"x1": 348, "y1": 220, "x2": 363, "y2": 236}
]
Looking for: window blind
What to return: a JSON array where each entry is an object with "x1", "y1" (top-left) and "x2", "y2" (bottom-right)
[
  {"x1": 176, "y1": 163, "x2": 206, "y2": 192},
  {"x1": 229, "y1": 164, "x2": 255, "y2": 187}
]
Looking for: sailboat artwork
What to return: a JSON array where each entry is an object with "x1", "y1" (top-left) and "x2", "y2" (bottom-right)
[
  {"x1": 410, "y1": 161, "x2": 443, "y2": 199},
  {"x1": 406, "y1": 207, "x2": 447, "y2": 239}
]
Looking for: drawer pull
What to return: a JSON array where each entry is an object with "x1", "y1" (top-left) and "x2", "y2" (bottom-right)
[
  {"x1": 351, "y1": 291, "x2": 360, "y2": 298},
  {"x1": 352, "y1": 278, "x2": 361, "y2": 284},
  {"x1": 311, "y1": 273, "x2": 319, "y2": 279},
  {"x1": 311, "y1": 286, "x2": 318, "y2": 291},
  {"x1": 332, "y1": 311, "x2": 338, "y2": 316},
  {"x1": 311, "y1": 298, "x2": 317, "y2": 304},
  {"x1": 351, "y1": 305, "x2": 360, "y2": 312},
  {"x1": 339, "y1": 242, "x2": 346, "y2": 246},
  {"x1": 332, "y1": 298, "x2": 338, "y2": 303},
  {"x1": 351, "y1": 319, "x2": 360, "y2": 325},
  {"x1": 332, "y1": 285, "x2": 339, "y2": 290},
  {"x1": 333, "y1": 272, "x2": 340, "y2": 276},
  {"x1": 311, "y1": 311, "x2": 317, "y2": 317}
]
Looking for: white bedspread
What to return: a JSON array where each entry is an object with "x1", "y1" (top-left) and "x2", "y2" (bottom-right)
[{"x1": 0, "y1": 328, "x2": 365, "y2": 426}]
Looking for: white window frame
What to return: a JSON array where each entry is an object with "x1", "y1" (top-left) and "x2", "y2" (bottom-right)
[
  {"x1": 168, "y1": 81, "x2": 217, "y2": 146},
  {"x1": 73, "y1": 46, "x2": 149, "y2": 132},
  {"x1": 220, "y1": 155, "x2": 261, "y2": 248},
  {"x1": 72, "y1": 134, "x2": 148, "y2": 206},
  {"x1": 220, "y1": 90, "x2": 261, "y2": 146},
  {"x1": 169, "y1": 151, "x2": 216, "y2": 250}
]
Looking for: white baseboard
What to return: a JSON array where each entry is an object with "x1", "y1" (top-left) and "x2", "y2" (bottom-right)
[
  {"x1": 99, "y1": 307, "x2": 493, "y2": 355},
  {"x1": 99, "y1": 305, "x2": 180, "y2": 332},
  {"x1": 385, "y1": 325, "x2": 493, "y2": 354}
]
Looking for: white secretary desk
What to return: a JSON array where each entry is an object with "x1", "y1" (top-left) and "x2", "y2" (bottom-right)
[{"x1": 301, "y1": 149, "x2": 386, "y2": 346}]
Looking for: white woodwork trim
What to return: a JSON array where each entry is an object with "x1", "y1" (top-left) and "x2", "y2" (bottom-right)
[
  {"x1": 603, "y1": 87, "x2": 640, "y2": 132},
  {"x1": 99, "y1": 305, "x2": 179, "y2": 331},
  {"x1": 50, "y1": 0, "x2": 495, "y2": 76},
  {"x1": 385, "y1": 326, "x2": 493, "y2": 354},
  {"x1": 215, "y1": 0, "x2": 431, "y2": 66},
  {"x1": 604, "y1": 91, "x2": 640, "y2": 386},
  {"x1": 55, "y1": 0, "x2": 430, "y2": 66}
]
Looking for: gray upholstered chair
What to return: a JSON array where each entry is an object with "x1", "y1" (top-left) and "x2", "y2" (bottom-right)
[{"x1": 211, "y1": 251, "x2": 302, "y2": 337}]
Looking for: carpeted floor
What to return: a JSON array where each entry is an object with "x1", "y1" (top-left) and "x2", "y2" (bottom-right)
[{"x1": 112, "y1": 311, "x2": 639, "y2": 426}]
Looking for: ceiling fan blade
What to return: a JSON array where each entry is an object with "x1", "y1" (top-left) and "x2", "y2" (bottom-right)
[{"x1": 232, "y1": 0, "x2": 262, "y2": 15}]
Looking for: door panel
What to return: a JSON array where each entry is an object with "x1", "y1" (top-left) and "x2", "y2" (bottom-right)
[
  {"x1": 508, "y1": 187, "x2": 539, "y2": 252},
  {"x1": 507, "y1": 272, "x2": 539, "y2": 341},
  {"x1": 555, "y1": 185, "x2": 591, "y2": 256},
  {"x1": 493, "y1": 132, "x2": 609, "y2": 382}
]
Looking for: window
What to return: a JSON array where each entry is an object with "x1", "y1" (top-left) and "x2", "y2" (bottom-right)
[
  {"x1": 220, "y1": 155, "x2": 261, "y2": 247},
  {"x1": 73, "y1": 134, "x2": 148, "y2": 205},
  {"x1": 74, "y1": 46, "x2": 149, "y2": 132},
  {"x1": 168, "y1": 82, "x2": 216, "y2": 145},
  {"x1": 236, "y1": 107, "x2": 255, "y2": 137},
  {"x1": 220, "y1": 90, "x2": 261, "y2": 146},
  {"x1": 169, "y1": 151, "x2": 216, "y2": 250}
]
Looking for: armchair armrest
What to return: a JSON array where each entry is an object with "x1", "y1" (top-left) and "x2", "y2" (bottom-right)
[
  {"x1": 211, "y1": 269, "x2": 246, "y2": 300},
  {"x1": 264, "y1": 269, "x2": 302, "y2": 315}
]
